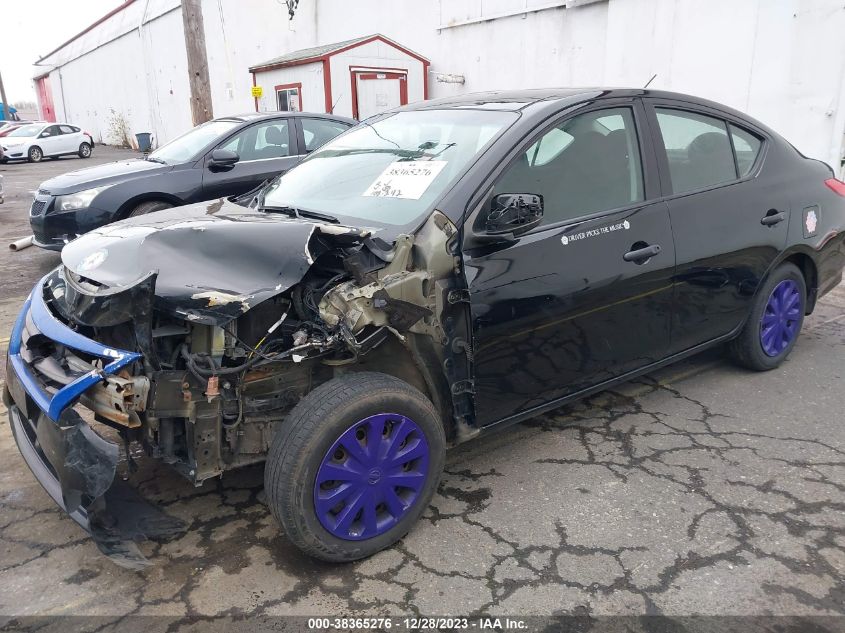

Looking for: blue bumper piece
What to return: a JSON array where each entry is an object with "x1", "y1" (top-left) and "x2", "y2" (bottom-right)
[{"x1": 8, "y1": 277, "x2": 142, "y2": 422}]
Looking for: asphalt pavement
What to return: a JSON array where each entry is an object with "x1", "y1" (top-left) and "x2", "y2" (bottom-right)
[{"x1": 0, "y1": 149, "x2": 843, "y2": 625}]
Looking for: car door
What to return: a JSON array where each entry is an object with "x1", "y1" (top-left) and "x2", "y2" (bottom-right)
[
  {"x1": 201, "y1": 118, "x2": 300, "y2": 200},
  {"x1": 643, "y1": 100, "x2": 787, "y2": 353},
  {"x1": 37, "y1": 125, "x2": 63, "y2": 156},
  {"x1": 59, "y1": 125, "x2": 80, "y2": 153},
  {"x1": 463, "y1": 100, "x2": 676, "y2": 425}
]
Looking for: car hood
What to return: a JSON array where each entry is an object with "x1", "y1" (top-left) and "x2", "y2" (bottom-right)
[
  {"x1": 1, "y1": 135, "x2": 36, "y2": 145},
  {"x1": 59, "y1": 198, "x2": 373, "y2": 324},
  {"x1": 40, "y1": 159, "x2": 173, "y2": 195}
]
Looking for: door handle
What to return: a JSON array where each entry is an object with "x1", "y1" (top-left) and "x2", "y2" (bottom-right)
[
  {"x1": 761, "y1": 210, "x2": 786, "y2": 226},
  {"x1": 623, "y1": 243, "x2": 661, "y2": 263}
]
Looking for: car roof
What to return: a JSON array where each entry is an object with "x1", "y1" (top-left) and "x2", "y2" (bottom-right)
[
  {"x1": 402, "y1": 87, "x2": 749, "y2": 114},
  {"x1": 214, "y1": 112, "x2": 357, "y2": 125},
  {"x1": 398, "y1": 87, "x2": 773, "y2": 134}
]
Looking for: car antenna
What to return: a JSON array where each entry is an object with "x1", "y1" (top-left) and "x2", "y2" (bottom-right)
[{"x1": 643, "y1": 73, "x2": 657, "y2": 89}]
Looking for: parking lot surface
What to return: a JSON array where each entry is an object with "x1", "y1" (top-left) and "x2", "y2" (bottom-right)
[{"x1": 0, "y1": 153, "x2": 843, "y2": 621}]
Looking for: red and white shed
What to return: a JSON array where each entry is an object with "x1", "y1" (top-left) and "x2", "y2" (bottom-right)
[{"x1": 249, "y1": 34, "x2": 429, "y2": 120}]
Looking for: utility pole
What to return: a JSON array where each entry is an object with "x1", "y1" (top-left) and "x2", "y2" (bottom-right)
[
  {"x1": 181, "y1": 0, "x2": 213, "y2": 125},
  {"x1": 0, "y1": 68, "x2": 10, "y2": 120}
]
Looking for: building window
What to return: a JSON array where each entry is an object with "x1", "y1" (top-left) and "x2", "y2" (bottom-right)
[{"x1": 276, "y1": 84, "x2": 302, "y2": 112}]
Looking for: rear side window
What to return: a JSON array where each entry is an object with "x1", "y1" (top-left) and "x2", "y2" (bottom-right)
[
  {"x1": 59, "y1": 125, "x2": 75, "y2": 134},
  {"x1": 655, "y1": 108, "x2": 737, "y2": 194},
  {"x1": 730, "y1": 124, "x2": 762, "y2": 177}
]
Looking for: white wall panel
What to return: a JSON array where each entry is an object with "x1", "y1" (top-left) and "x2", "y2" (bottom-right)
[
  {"x1": 253, "y1": 62, "x2": 325, "y2": 113},
  {"x1": 36, "y1": 0, "x2": 845, "y2": 173}
]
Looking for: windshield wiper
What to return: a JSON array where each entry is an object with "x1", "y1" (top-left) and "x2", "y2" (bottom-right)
[
  {"x1": 144, "y1": 155, "x2": 167, "y2": 164},
  {"x1": 261, "y1": 205, "x2": 339, "y2": 224}
]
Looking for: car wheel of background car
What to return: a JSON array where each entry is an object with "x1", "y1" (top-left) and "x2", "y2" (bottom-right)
[
  {"x1": 78, "y1": 142, "x2": 92, "y2": 158},
  {"x1": 128, "y1": 200, "x2": 173, "y2": 217},
  {"x1": 728, "y1": 262, "x2": 806, "y2": 371},
  {"x1": 264, "y1": 372, "x2": 446, "y2": 562},
  {"x1": 27, "y1": 146, "x2": 43, "y2": 163}
]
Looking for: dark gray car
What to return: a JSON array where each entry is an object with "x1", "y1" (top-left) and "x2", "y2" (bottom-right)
[{"x1": 29, "y1": 112, "x2": 355, "y2": 249}]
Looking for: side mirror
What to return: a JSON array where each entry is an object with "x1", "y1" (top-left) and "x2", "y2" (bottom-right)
[
  {"x1": 39, "y1": 131, "x2": 51, "y2": 138},
  {"x1": 209, "y1": 148, "x2": 240, "y2": 171},
  {"x1": 485, "y1": 193, "x2": 544, "y2": 236}
]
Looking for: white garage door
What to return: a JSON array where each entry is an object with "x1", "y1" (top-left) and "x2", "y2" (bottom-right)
[{"x1": 354, "y1": 72, "x2": 407, "y2": 120}]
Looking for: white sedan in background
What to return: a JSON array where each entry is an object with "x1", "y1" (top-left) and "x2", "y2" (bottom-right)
[{"x1": 0, "y1": 122, "x2": 94, "y2": 163}]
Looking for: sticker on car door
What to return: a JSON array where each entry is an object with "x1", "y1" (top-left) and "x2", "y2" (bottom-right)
[{"x1": 561, "y1": 219, "x2": 630, "y2": 245}]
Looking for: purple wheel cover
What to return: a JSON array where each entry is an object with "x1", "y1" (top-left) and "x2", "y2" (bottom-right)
[
  {"x1": 314, "y1": 413, "x2": 430, "y2": 540},
  {"x1": 760, "y1": 279, "x2": 802, "y2": 357}
]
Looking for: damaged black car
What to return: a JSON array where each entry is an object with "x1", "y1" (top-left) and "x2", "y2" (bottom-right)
[{"x1": 5, "y1": 89, "x2": 845, "y2": 566}]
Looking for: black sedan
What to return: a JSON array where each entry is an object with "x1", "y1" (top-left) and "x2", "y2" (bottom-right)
[
  {"x1": 4, "y1": 89, "x2": 845, "y2": 566},
  {"x1": 28, "y1": 111, "x2": 354, "y2": 249}
]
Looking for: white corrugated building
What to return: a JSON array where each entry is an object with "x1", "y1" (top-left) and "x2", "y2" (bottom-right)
[{"x1": 32, "y1": 0, "x2": 845, "y2": 176}]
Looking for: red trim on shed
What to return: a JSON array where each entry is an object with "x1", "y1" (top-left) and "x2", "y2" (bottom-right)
[
  {"x1": 323, "y1": 59, "x2": 333, "y2": 113},
  {"x1": 249, "y1": 35, "x2": 429, "y2": 74},
  {"x1": 252, "y1": 72, "x2": 259, "y2": 112},
  {"x1": 274, "y1": 82, "x2": 303, "y2": 111}
]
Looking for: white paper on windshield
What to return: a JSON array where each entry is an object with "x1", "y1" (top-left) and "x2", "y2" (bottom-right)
[{"x1": 363, "y1": 160, "x2": 447, "y2": 200}]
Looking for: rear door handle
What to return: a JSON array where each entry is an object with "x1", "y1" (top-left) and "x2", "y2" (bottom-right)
[
  {"x1": 761, "y1": 211, "x2": 786, "y2": 226},
  {"x1": 623, "y1": 243, "x2": 661, "y2": 263}
]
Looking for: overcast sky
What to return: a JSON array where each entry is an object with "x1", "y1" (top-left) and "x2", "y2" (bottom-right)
[{"x1": 2, "y1": 0, "x2": 123, "y2": 104}]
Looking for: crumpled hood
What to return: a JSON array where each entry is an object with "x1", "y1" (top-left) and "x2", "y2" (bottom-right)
[
  {"x1": 60, "y1": 198, "x2": 372, "y2": 324},
  {"x1": 40, "y1": 159, "x2": 171, "y2": 195}
]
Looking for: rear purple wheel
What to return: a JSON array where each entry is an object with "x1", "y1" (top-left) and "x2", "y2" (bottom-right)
[
  {"x1": 760, "y1": 279, "x2": 802, "y2": 357},
  {"x1": 314, "y1": 413, "x2": 430, "y2": 541}
]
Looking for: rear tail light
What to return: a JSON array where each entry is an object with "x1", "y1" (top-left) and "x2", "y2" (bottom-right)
[{"x1": 825, "y1": 178, "x2": 845, "y2": 197}]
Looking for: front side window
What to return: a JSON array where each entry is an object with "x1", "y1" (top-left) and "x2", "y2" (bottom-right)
[
  {"x1": 261, "y1": 109, "x2": 516, "y2": 227},
  {"x1": 655, "y1": 108, "x2": 737, "y2": 194},
  {"x1": 220, "y1": 120, "x2": 291, "y2": 160},
  {"x1": 302, "y1": 118, "x2": 350, "y2": 153},
  {"x1": 150, "y1": 119, "x2": 240, "y2": 164},
  {"x1": 494, "y1": 107, "x2": 644, "y2": 227}
]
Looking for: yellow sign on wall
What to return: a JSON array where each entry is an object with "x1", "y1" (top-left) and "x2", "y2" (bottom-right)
[{"x1": 251, "y1": 85, "x2": 264, "y2": 98}]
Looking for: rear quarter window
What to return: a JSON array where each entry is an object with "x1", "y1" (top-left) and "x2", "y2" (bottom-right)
[{"x1": 729, "y1": 124, "x2": 763, "y2": 177}]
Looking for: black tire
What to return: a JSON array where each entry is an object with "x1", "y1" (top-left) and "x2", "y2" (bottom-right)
[
  {"x1": 728, "y1": 262, "x2": 806, "y2": 371},
  {"x1": 78, "y1": 142, "x2": 92, "y2": 158},
  {"x1": 264, "y1": 372, "x2": 446, "y2": 562},
  {"x1": 128, "y1": 200, "x2": 173, "y2": 217},
  {"x1": 27, "y1": 146, "x2": 43, "y2": 163}
]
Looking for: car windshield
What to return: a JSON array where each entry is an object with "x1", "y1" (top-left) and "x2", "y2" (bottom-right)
[
  {"x1": 261, "y1": 109, "x2": 517, "y2": 226},
  {"x1": 149, "y1": 119, "x2": 241, "y2": 163},
  {"x1": 7, "y1": 124, "x2": 43, "y2": 137}
]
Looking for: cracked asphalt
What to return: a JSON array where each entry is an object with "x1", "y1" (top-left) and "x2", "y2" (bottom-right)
[{"x1": 0, "y1": 150, "x2": 844, "y2": 622}]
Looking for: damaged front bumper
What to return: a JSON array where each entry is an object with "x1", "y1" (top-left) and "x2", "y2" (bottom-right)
[{"x1": 4, "y1": 279, "x2": 184, "y2": 568}]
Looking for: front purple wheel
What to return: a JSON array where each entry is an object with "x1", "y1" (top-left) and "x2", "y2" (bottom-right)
[
  {"x1": 760, "y1": 279, "x2": 802, "y2": 357},
  {"x1": 314, "y1": 413, "x2": 430, "y2": 540}
]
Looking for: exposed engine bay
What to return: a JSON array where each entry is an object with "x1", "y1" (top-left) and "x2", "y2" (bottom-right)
[{"x1": 39, "y1": 203, "x2": 475, "y2": 488}]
